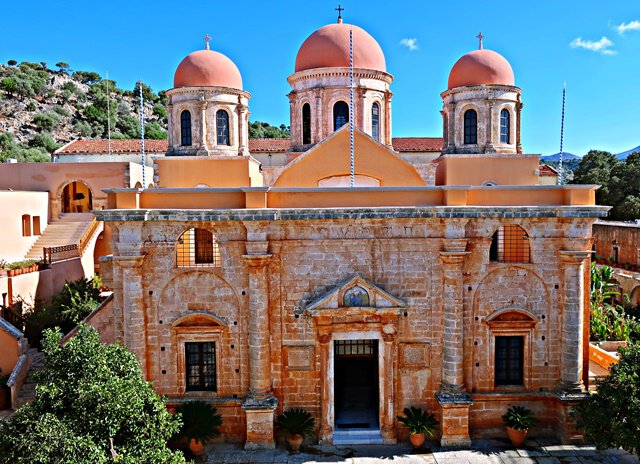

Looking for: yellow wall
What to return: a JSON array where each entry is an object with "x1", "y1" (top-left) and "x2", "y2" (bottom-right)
[
  {"x1": 155, "y1": 157, "x2": 263, "y2": 188},
  {"x1": 436, "y1": 155, "x2": 540, "y2": 186},
  {"x1": 0, "y1": 191, "x2": 50, "y2": 261},
  {"x1": 274, "y1": 127, "x2": 426, "y2": 188},
  {"x1": 0, "y1": 329, "x2": 20, "y2": 378}
]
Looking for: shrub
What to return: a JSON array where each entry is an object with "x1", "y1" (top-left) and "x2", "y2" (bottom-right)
[
  {"x1": 575, "y1": 343, "x2": 640, "y2": 454},
  {"x1": 33, "y1": 112, "x2": 60, "y2": 131},
  {"x1": 153, "y1": 103, "x2": 167, "y2": 119},
  {"x1": 74, "y1": 120, "x2": 93, "y2": 137},
  {"x1": 275, "y1": 408, "x2": 315, "y2": 438},
  {"x1": 145, "y1": 121, "x2": 167, "y2": 140},
  {"x1": 396, "y1": 406, "x2": 439, "y2": 436},
  {"x1": 53, "y1": 277, "x2": 101, "y2": 325},
  {"x1": 175, "y1": 401, "x2": 222, "y2": 445},
  {"x1": 53, "y1": 105, "x2": 71, "y2": 117},
  {"x1": 29, "y1": 133, "x2": 59, "y2": 153},
  {"x1": 7, "y1": 60, "x2": 17, "y2": 66},
  {"x1": 0, "y1": 326, "x2": 186, "y2": 463},
  {"x1": 502, "y1": 406, "x2": 535, "y2": 431}
]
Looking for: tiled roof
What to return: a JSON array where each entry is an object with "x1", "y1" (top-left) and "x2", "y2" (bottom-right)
[
  {"x1": 55, "y1": 139, "x2": 168, "y2": 155},
  {"x1": 391, "y1": 137, "x2": 443, "y2": 152},
  {"x1": 55, "y1": 137, "x2": 444, "y2": 155},
  {"x1": 539, "y1": 164, "x2": 559, "y2": 176}
]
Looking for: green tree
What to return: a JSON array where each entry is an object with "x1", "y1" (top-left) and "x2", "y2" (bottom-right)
[
  {"x1": 7, "y1": 59, "x2": 17, "y2": 66},
  {"x1": 145, "y1": 121, "x2": 167, "y2": 139},
  {"x1": 56, "y1": 61, "x2": 71, "y2": 74},
  {"x1": 133, "y1": 81, "x2": 159, "y2": 103},
  {"x1": 73, "y1": 70, "x2": 101, "y2": 84},
  {"x1": 609, "y1": 152, "x2": 640, "y2": 220},
  {"x1": 0, "y1": 326, "x2": 186, "y2": 463},
  {"x1": 575, "y1": 343, "x2": 640, "y2": 454},
  {"x1": 33, "y1": 112, "x2": 61, "y2": 131},
  {"x1": 29, "y1": 133, "x2": 59, "y2": 153},
  {"x1": 570, "y1": 150, "x2": 618, "y2": 207}
]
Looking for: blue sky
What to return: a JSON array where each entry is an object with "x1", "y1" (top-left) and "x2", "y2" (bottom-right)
[{"x1": 1, "y1": 0, "x2": 638, "y2": 156}]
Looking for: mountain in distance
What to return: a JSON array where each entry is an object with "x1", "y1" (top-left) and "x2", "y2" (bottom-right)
[
  {"x1": 541, "y1": 152, "x2": 580, "y2": 162},
  {"x1": 615, "y1": 145, "x2": 640, "y2": 160}
]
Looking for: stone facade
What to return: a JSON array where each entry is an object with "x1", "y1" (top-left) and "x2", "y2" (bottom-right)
[{"x1": 97, "y1": 206, "x2": 606, "y2": 447}]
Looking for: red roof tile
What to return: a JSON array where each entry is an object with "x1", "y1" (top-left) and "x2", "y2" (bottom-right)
[
  {"x1": 55, "y1": 137, "x2": 444, "y2": 155},
  {"x1": 539, "y1": 164, "x2": 558, "y2": 176},
  {"x1": 391, "y1": 137, "x2": 443, "y2": 152}
]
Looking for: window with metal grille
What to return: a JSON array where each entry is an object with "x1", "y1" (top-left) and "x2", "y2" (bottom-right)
[
  {"x1": 464, "y1": 109, "x2": 477, "y2": 144},
  {"x1": 490, "y1": 225, "x2": 530, "y2": 263},
  {"x1": 216, "y1": 110, "x2": 230, "y2": 145},
  {"x1": 185, "y1": 342, "x2": 217, "y2": 391},
  {"x1": 334, "y1": 339, "x2": 377, "y2": 357},
  {"x1": 176, "y1": 228, "x2": 221, "y2": 268},
  {"x1": 180, "y1": 110, "x2": 192, "y2": 146},
  {"x1": 500, "y1": 109, "x2": 510, "y2": 144},
  {"x1": 495, "y1": 336, "x2": 524, "y2": 386},
  {"x1": 371, "y1": 102, "x2": 380, "y2": 141},
  {"x1": 333, "y1": 101, "x2": 349, "y2": 131},
  {"x1": 302, "y1": 103, "x2": 311, "y2": 144}
]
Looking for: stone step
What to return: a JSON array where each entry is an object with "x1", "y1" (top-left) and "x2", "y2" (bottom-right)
[{"x1": 332, "y1": 429, "x2": 384, "y2": 445}]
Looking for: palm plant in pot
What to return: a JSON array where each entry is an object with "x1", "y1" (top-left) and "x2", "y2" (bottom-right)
[
  {"x1": 397, "y1": 406, "x2": 439, "y2": 449},
  {"x1": 502, "y1": 405, "x2": 535, "y2": 447},
  {"x1": 175, "y1": 401, "x2": 223, "y2": 456},
  {"x1": 275, "y1": 408, "x2": 315, "y2": 452}
]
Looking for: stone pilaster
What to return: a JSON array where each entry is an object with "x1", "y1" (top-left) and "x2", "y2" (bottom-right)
[
  {"x1": 314, "y1": 90, "x2": 323, "y2": 144},
  {"x1": 445, "y1": 102, "x2": 456, "y2": 154},
  {"x1": 113, "y1": 255, "x2": 147, "y2": 377},
  {"x1": 436, "y1": 241, "x2": 472, "y2": 446},
  {"x1": 384, "y1": 90, "x2": 393, "y2": 147},
  {"x1": 166, "y1": 103, "x2": 174, "y2": 150},
  {"x1": 516, "y1": 100, "x2": 523, "y2": 154},
  {"x1": 485, "y1": 102, "x2": 496, "y2": 153},
  {"x1": 317, "y1": 329, "x2": 333, "y2": 443},
  {"x1": 380, "y1": 324, "x2": 398, "y2": 444},
  {"x1": 196, "y1": 98, "x2": 209, "y2": 156},
  {"x1": 236, "y1": 101, "x2": 249, "y2": 155},
  {"x1": 241, "y1": 241, "x2": 277, "y2": 449}
]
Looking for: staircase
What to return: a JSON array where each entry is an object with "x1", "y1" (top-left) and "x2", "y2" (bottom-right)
[
  {"x1": 24, "y1": 213, "x2": 95, "y2": 260},
  {"x1": 14, "y1": 348, "x2": 46, "y2": 409}
]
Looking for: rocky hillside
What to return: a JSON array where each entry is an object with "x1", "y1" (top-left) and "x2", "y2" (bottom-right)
[{"x1": 0, "y1": 61, "x2": 167, "y2": 162}]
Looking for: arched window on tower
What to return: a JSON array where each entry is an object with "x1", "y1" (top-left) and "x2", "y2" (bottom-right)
[
  {"x1": 333, "y1": 101, "x2": 349, "y2": 131},
  {"x1": 500, "y1": 109, "x2": 510, "y2": 144},
  {"x1": 371, "y1": 102, "x2": 380, "y2": 141},
  {"x1": 464, "y1": 109, "x2": 477, "y2": 144},
  {"x1": 216, "y1": 110, "x2": 230, "y2": 145},
  {"x1": 302, "y1": 103, "x2": 311, "y2": 145},
  {"x1": 489, "y1": 224, "x2": 530, "y2": 263},
  {"x1": 180, "y1": 110, "x2": 192, "y2": 146}
]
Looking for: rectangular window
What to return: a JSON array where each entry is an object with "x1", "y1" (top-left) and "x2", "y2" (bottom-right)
[
  {"x1": 185, "y1": 342, "x2": 217, "y2": 391},
  {"x1": 194, "y1": 228, "x2": 214, "y2": 264},
  {"x1": 32, "y1": 216, "x2": 41, "y2": 235},
  {"x1": 495, "y1": 336, "x2": 524, "y2": 386}
]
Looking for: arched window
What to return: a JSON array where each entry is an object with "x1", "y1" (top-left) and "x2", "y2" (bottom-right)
[
  {"x1": 216, "y1": 110, "x2": 230, "y2": 145},
  {"x1": 176, "y1": 228, "x2": 221, "y2": 268},
  {"x1": 500, "y1": 109, "x2": 510, "y2": 144},
  {"x1": 464, "y1": 109, "x2": 477, "y2": 144},
  {"x1": 371, "y1": 102, "x2": 380, "y2": 141},
  {"x1": 22, "y1": 214, "x2": 31, "y2": 237},
  {"x1": 302, "y1": 103, "x2": 311, "y2": 145},
  {"x1": 489, "y1": 225, "x2": 530, "y2": 263},
  {"x1": 180, "y1": 110, "x2": 192, "y2": 146},
  {"x1": 333, "y1": 101, "x2": 349, "y2": 131}
]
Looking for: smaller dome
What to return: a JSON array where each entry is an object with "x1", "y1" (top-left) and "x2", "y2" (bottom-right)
[
  {"x1": 174, "y1": 49, "x2": 242, "y2": 89},
  {"x1": 295, "y1": 23, "x2": 386, "y2": 73},
  {"x1": 447, "y1": 49, "x2": 514, "y2": 90}
]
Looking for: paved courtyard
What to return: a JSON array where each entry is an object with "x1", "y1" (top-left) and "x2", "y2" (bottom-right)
[{"x1": 204, "y1": 440, "x2": 639, "y2": 464}]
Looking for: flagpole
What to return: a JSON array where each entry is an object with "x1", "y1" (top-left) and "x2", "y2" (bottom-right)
[{"x1": 349, "y1": 27, "x2": 355, "y2": 188}]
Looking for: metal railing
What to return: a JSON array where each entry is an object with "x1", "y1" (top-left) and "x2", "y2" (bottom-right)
[{"x1": 42, "y1": 218, "x2": 101, "y2": 264}]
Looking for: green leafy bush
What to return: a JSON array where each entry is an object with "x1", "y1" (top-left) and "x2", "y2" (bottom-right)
[
  {"x1": 575, "y1": 343, "x2": 640, "y2": 454},
  {"x1": 396, "y1": 406, "x2": 439, "y2": 436},
  {"x1": 0, "y1": 326, "x2": 187, "y2": 463},
  {"x1": 33, "y1": 112, "x2": 60, "y2": 131},
  {"x1": 502, "y1": 406, "x2": 535, "y2": 431},
  {"x1": 276, "y1": 408, "x2": 315, "y2": 438},
  {"x1": 175, "y1": 401, "x2": 222, "y2": 445}
]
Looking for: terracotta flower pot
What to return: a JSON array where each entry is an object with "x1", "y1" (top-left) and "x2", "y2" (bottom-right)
[
  {"x1": 506, "y1": 426, "x2": 528, "y2": 447},
  {"x1": 8, "y1": 270, "x2": 15, "y2": 277},
  {"x1": 287, "y1": 433, "x2": 303, "y2": 452},
  {"x1": 409, "y1": 432, "x2": 426, "y2": 449},
  {"x1": 188, "y1": 438, "x2": 205, "y2": 456}
]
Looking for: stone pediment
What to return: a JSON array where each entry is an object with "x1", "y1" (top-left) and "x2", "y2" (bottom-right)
[{"x1": 305, "y1": 275, "x2": 406, "y2": 316}]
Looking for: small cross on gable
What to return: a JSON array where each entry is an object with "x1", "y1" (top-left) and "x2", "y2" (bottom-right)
[{"x1": 335, "y1": 4, "x2": 344, "y2": 23}]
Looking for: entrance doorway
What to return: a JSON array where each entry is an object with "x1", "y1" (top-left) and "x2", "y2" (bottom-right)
[
  {"x1": 62, "y1": 181, "x2": 92, "y2": 213},
  {"x1": 334, "y1": 339, "x2": 379, "y2": 430}
]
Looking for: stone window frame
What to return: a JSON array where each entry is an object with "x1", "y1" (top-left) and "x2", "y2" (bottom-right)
[
  {"x1": 216, "y1": 109, "x2": 231, "y2": 146},
  {"x1": 499, "y1": 106, "x2": 511, "y2": 145},
  {"x1": 180, "y1": 109, "x2": 192, "y2": 146},
  {"x1": 299, "y1": 98, "x2": 313, "y2": 145},
  {"x1": 485, "y1": 307, "x2": 538, "y2": 391},
  {"x1": 173, "y1": 103, "x2": 200, "y2": 148},
  {"x1": 457, "y1": 103, "x2": 481, "y2": 147},
  {"x1": 332, "y1": 99, "x2": 350, "y2": 131},
  {"x1": 370, "y1": 99, "x2": 383, "y2": 142},
  {"x1": 172, "y1": 312, "x2": 226, "y2": 397}
]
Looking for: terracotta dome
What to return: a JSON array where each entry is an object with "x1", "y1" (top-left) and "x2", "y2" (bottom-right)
[
  {"x1": 447, "y1": 49, "x2": 514, "y2": 90},
  {"x1": 173, "y1": 49, "x2": 242, "y2": 89},
  {"x1": 295, "y1": 23, "x2": 386, "y2": 73}
]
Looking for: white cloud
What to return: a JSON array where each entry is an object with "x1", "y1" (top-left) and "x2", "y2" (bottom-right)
[
  {"x1": 570, "y1": 36, "x2": 616, "y2": 55},
  {"x1": 616, "y1": 20, "x2": 640, "y2": 34},
  {"x1": 399, "y1": 38, "x2": 419, "y2": 51}
]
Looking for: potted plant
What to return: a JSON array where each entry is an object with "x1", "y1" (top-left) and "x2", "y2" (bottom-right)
[
  {"x1": 502, "y1": 405, "x2": 535, "y2": 447},
  {"x1": 275, "y1": 408, "x2": 315, "y2": 452},
  {"x1": 396, "y1": 406, "x2": 439, "y2": 449},
  {"x1": 0, "y1": 375, "x2": 10, "y2": 410},
  {"x1": 175, "y1": 401, "x2": 223, "y2": 456}
]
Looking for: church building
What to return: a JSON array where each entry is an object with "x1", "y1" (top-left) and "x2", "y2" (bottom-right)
[{"x1": 93, "y1": 14, "x2": 607, "y2": 448}]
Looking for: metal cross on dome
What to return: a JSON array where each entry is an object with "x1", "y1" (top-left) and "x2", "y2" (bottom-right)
[
  {"x1": 335, "y1": 4, "x2": 344, "y2": 23},
  {"x1": 476, "y1": 32, "x2": 484, "y2": 50},
  {"x1": 203, "y1": 34, "x2": 212, "y2": 50}
]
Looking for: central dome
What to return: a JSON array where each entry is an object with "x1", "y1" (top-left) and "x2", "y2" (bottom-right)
[
  {"x1": 295, "y1": 23, "x2": 386, "y2": 73},
  {"x1": 174, "y1": 49, "x2": 243, "y2": 90},
  {"x1": 447, "y1": 49, "x2": 514, "y2": 90}
]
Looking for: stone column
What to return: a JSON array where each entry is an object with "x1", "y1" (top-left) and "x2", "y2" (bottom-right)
[
  {"x1": 196, "y1": 97, "x2": 209, "y2": 156},
  {"x1": 236, "y1": 101, "x2": 248, "y2": 155},
  {"x1": 113, "y1": 255, "x2": 147, "y2": 376},
  {"x1": 314, "y1": 90, "x2": 323, "y2": 143},
  {"x1": 440, "y1": 110, "x2": 448, "y2": 149},
  {"x1": 558, "y1": 250, "x2": 591, "y2": 393},
  {"x1": 380, "y1": 323, "x2": 397, "y2": 444},
  {"x1": 384, "y1": 90, "x2": 393, "y2": 147},
  {"x1": 317, "y1": 328, "x2": 333, "y2": 443},
  {"x1": 241, "y1": 241, "x2": 277, "y2": 450},
  {"x1": 445, "y1": 102, "x2": 456, "y2": 154},
  {"x1": 485, "y1": 102, "x2": 496, "y2": 153},
  {"x1": 436, "y1": 241, "x2": 472, "y2": 447},
  {"x1": 166, "y1": 102, "x2": 174, "y2": 151},
  {"x1": 516, "y1": 99, "x2": 524, "y2": 154}
]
